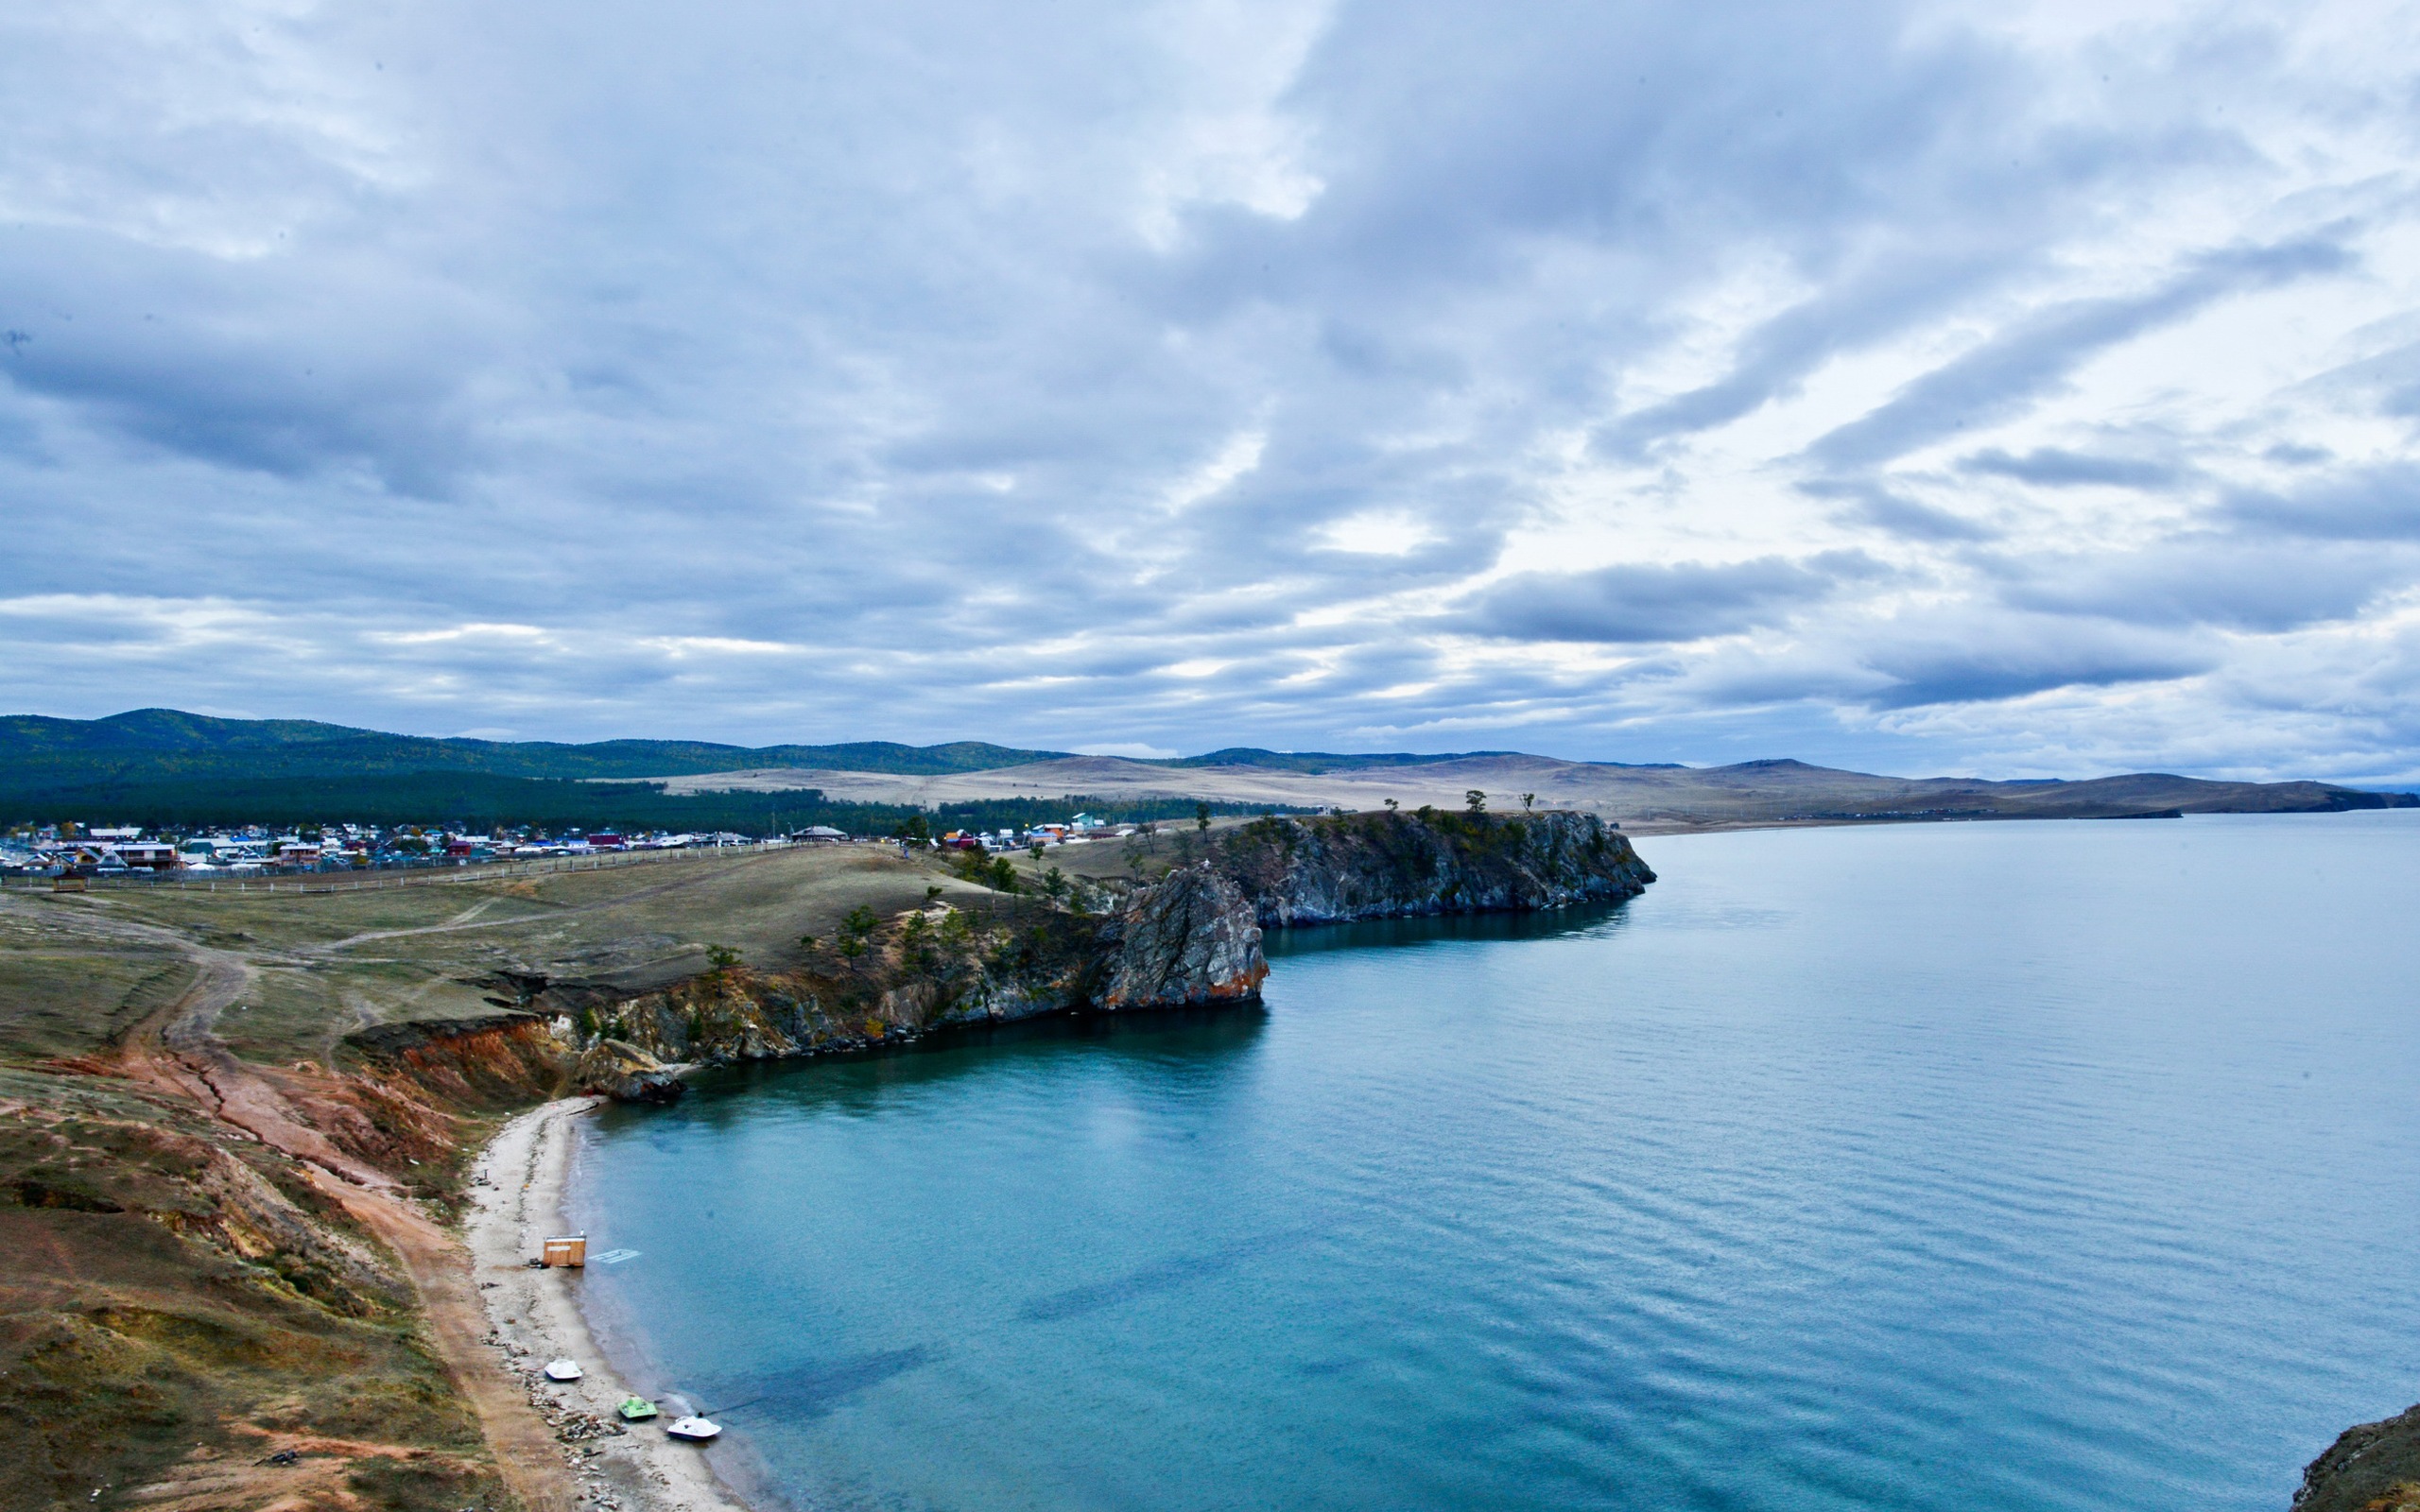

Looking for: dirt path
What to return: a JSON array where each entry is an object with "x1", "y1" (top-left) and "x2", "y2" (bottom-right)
[
  {"x1": 65, "y1": 900, "x2": 589, "y2": 1512},
  {"x1": 302, "y1": 1165, "x2": 579, "y2": 1512},
  {"x1": 301, "y1": 851, "x2": 785, "y2": 954}
]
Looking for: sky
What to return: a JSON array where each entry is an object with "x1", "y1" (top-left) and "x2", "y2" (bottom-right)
[{"x1": 6, "y1": 0, "x2": 2420, "y2": 781}]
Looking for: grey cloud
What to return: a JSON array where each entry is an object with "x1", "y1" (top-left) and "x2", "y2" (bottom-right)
[
  {"x1": 1995, "y1": 540, "x2": 2411, "y2": 632},
  {"x1": 1463, "y1": 553, "x2": 1889, "y2": 644},
  {"x1": 1861, "y1": 628, "x2": 2212, "y2": 709},
  {"x1": 2293, "y1": 335, "x2": 2420, "y2": 420},
  {"x1": 0, "y1": 229, "x2": 497, "y2": 495},
  {"x1": 1803, "y1": 479, "x2": 1998, "y2": 541},
  {"x1": 1959, "y1": 447, "x2": 2183, "y2": 489},
  {"x1": 2225, "y1": 464, "x2": 2420, "y2": 541},
  {"x1": 1807, "y1": 234, "x2": 2356, "y2": 471}
]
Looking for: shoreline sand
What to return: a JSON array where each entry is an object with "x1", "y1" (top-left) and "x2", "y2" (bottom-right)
[{"x1": 464, "y1": 1098, "x2": 753, "y2": 1512}]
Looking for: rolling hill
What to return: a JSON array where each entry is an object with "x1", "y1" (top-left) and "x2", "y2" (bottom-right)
[{"x1": 1, "y1": 710, "x2": 2409, "y2": 831}]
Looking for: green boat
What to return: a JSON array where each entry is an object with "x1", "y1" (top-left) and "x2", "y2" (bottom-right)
[{"x1": 618, "y1": 1397, "x2": 660, "y2": 1422}]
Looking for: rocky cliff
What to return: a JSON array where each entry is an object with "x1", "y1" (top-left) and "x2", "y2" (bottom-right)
[
  {"x1": 1101, "y1": 866, "x2": 1267, "y2": 1008},
  {"x1": 344, "y1": 811, "x2": 1643, "y2": 1106},
  {"x1": 1208, "y1": 808, "x2": 1654, "y2": 926},
  {"x1": 344, "y1": 865, "x2": 1270, "y2": 1105}
]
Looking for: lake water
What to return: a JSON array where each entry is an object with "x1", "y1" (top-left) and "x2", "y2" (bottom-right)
[{"x1": 568, "y1": 813, "x2": 2420, "y2": 1511}]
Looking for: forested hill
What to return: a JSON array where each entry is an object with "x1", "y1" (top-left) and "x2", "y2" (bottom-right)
[
  {"x1": 0, "y1": 713, "x2": 1680, "y2": 784},
  {"x1": 0, "y1": 709, "x2": 1067, "y2": 784}
]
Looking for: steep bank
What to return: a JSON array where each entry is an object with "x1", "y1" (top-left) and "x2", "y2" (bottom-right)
[{"x1": 1209, "y1": 808, "x2": 1655, "y2": 925}]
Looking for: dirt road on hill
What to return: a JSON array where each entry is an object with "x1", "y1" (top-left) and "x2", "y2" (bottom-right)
[{"x1": 75, "y1": 898, "x2": 587, "y2": 1512}]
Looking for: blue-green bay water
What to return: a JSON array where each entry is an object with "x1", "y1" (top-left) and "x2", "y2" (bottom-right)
[{"x1": 568, "y1": 813, "x2": 2420, "y2": 1510}]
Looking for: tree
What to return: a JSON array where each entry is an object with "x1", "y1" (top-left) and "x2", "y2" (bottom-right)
[
  {"x1": 705, "y1": 944, "x2": 741, "y2": 973},
  {"x1": 1465, "y1": 789, "x2": 1487, "y2": 815},
  {"x1": 1029, "y1": 840, "x2": 1046, "y2": 861},
  {"x1": 839, "y1": 905, "x2": 880, "y2": 957},
  {"x1": 1195, "y1": 801, "x2": 1212, "y2": 834},
  {"x1": 891, "y1": 814, "x2": 931, "y2": 844},
  {"x1": 1521, "y1": 792, "x2": 1536, "y2": 813},
  {"x1": 899, "y1": 911, "x2": 934, "y2": 969},
  {"x1": 1384, "y1": 798, "x2": 1399, "y2": 813},
  {"x1": 1042, "y1": 866, "x2": 1069, "y2": 902},
  {"x1": 988, "y1": 856, "x2": 1019, "y2": 892}
]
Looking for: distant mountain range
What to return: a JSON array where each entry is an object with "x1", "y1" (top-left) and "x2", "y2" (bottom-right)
[
  {"x1": 0, "y1": 709, "x2": 1590, "y2": 783},
  {"x1": 1, "y1": 709, "x2": 2411, "y2": 828}
]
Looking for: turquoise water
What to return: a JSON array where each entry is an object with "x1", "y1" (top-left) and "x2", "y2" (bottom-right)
[{"x1": 568, "y1": 813, "x2": 2420, "y2": 1510}]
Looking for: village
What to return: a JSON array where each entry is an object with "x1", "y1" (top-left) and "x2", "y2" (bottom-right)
[{"x1": 0, "y1": 811, "x2": 1147, "y2": 882}]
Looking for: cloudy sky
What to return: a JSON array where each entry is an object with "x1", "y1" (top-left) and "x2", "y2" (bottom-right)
[{"x1": 7, "y1": 0, "x2": 2420, "y2": 780}]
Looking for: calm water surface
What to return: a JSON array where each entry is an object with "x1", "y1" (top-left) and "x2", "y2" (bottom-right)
[{"x1": 569, "y1": 813, "x2": 2420, "y2": 1511}]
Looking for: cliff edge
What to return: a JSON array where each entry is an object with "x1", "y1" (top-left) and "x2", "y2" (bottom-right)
[{"x1": 1209, "y1": 808, "x2": 1655, "y2": 925}]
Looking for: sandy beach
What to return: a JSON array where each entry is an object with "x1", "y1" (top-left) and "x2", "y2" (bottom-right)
[{"x1": 465, "y1": 1098, "x2": 753, "y2": 1512}]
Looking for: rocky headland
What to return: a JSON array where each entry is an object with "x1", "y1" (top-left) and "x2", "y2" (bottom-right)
[
  {"x1": 1207, "y1": 808, "x2": 1654, "y2": 925},
  {"x1": 344, "y1": 810, "x2": 1647, "y2": 1108}
]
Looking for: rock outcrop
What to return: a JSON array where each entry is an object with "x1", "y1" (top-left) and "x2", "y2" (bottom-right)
[
  {"x1": 2295, "y1": 1403, "x2": 2420, "y2": 1512},
  {"x1": 571, "y1": 1039, "x2": 684, "y2": 1104},
  {"x1": 1101, "y1": 865, "x2": 1267, "y2": 1008},
  {"x1": 1209, "y1": 808, "x2": 1654, "y2": 926}
]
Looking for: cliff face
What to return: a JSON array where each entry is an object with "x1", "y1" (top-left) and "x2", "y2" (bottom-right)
[
  {"x1": 1210, "y1": 809, "x2": 1654, "y2": 926},
  {"x1": 344, "y1": 811, "x2": 1638, "y2": 1107},
  {"x1": 344, "y1": 1011, "x2": 575, "y2": 1110},
  {"x1": 349, "y1": 869, "x2": 1270, "y2": 1104},
  {"x1": 1101, "y1": 866, "x2": 1267, "y2": 1008}
]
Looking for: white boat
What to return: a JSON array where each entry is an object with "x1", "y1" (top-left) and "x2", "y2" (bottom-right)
[
  {"x1": 543, "y1": 1359, "x2": 583, "y2": 1382},
  {"x1": 665, "y1": 1417, "x2": 721, "y2": 1443}
]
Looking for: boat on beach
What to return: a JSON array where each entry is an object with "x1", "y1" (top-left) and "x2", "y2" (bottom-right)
[
  {"x1": 543, "y1": 1359, "x2": 583, "y2": 1382},
  {"x1": 618, "y1": 1397, "x2": 659, "y2": 1421},
  {"x1": 666, "y1": 1417, "x2": 721, "y2": 1443}
]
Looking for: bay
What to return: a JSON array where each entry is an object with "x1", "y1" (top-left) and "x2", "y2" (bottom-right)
[{"x1": 568, "y1": 812, "x2": 2420, "y2": 1510}]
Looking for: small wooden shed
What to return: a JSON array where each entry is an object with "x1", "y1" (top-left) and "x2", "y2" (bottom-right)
[{"x1": 542, "y1": 1233, "x2": 587, "y2": 1267}]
